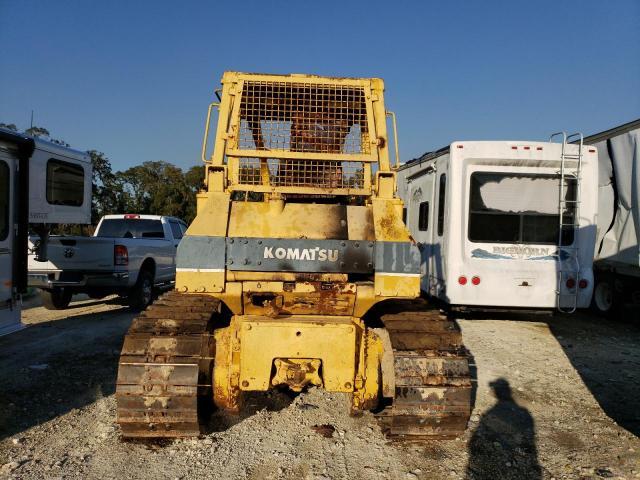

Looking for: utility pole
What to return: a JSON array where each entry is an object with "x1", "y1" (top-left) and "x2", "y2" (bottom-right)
[{"x1": 30, "y1": 110, "x2": 34, "y2": 129}]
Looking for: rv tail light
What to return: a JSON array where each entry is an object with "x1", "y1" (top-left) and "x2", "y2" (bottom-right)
[
  {"x1": 458, "y1": 275, "x2": 468, "y2": 286},
  {"x1": 471, "y1": 276, "x2": 481, "y2": 285},
  {"x1": 124, "y1": 214, "x2": 140, "y2": 219},
  {"x1": 536, "y1": 147, "x2": 543, "y2": 151},
  {"x1": 588, "y1": 149, "x2": 596, "y2": 153},
  {"x1": 578, "y1": 279, "x2": 588, "y2": 289},
  {"x1": 115, "y1": 245, "x2": 129, "y2": 266},
  {"x1": 511, "y1": 146, "x2": 517, "y2": 150},
  {"x1": 457, "y1": 144, "x2": 464, "y2": 149},
  {"x1": 565, "y1": 277, "x2": 576, "y2": 289},
  {"x1": 523, "y1": 146, "x2": 530, "y2": 150}
]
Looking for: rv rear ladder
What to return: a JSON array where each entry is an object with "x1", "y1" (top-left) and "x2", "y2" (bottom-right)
[{"x1": 550, "y1": 132, "x2": 583, "y2": 313}]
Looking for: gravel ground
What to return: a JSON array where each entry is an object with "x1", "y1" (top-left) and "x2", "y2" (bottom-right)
[{"x1": 0, "y1": 296, "x2": 638, "y2": 479}]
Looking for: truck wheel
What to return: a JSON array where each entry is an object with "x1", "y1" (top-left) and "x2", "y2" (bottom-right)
[
  {"x1": 40, "y1": 288, "x2": 73, "y2": 310},
  {"x1": 592, "y1": 278, "x2": 614, "y2": 316},
  {"x1": 128, "y1": 270, "x2": 154, "y2": 311}
]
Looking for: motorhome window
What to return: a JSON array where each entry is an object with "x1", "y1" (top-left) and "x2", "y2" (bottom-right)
[
  {"x1": 169, "y1": 221, "x2": 183, "y2": 239},
  {"x1": 95, "y1": 219, "x2": 165, "y2": 239},
  {"x1": 402, "y1": 207, "x2": 407, "y2": 224},
  {"x1": 468, "y1": 172, "x2": 576, "y2": 245},
  {"x1": 46, "y1": 159, "x2": 84, "y2": 206},
  {"x1": 0, "y1": 161, "x2": 9, "y2": 241},
  {"x1": 437, "y1": 174, "x2": 446, "y2": 236},
  {"x1": 418, "y1": 201, "x2": 429, "y2": 231}
]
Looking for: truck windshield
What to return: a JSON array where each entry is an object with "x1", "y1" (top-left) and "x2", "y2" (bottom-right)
[
  {"x1": 95, "y1": 219, "x2": 165, "y2": 239},
  {"x1": 468, "y1": 172, "x2": 576, "y2": 245}
]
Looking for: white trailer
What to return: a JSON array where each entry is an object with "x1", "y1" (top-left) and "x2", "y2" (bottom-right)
[
  {"x1": 397, "y1": 136, "x2": 599, "y2": 311},
  {"x1": 0, "y1": 129, "x2": 91, "y2": 335},
  {"x1": 586, "y1": 118, "x2": 640, "y2": 316}
]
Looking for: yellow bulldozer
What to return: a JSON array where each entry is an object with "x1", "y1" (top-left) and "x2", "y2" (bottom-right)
[{"x1": 116, "y1": 72, "x2": 471, "y2": 440}]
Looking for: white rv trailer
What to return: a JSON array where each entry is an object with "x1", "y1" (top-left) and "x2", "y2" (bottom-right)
[
  {"x1": 0, "y1": 129, "x2": 91, "y2": 335},
  {"x1": 397, "y1": 136, "x2": 598, "y2": 311},
  {"x1": 584, "y1": 118, "x2": 640, "y2": 316}
]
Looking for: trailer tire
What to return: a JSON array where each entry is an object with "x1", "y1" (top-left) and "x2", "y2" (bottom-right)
[
  {"x1": 40, "y1": 288, "x2": 73, "y2": 310},
  {"x1": 128, "y1": 270, "x2": 154, "y2": 312},
  {"x1": 591, "y1": 277, "x2": 614, "y2": 316}
]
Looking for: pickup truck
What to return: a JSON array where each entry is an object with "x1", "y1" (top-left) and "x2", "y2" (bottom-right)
[{"x1": 28, "y1": 214, "x2": 187, "y2": 310}]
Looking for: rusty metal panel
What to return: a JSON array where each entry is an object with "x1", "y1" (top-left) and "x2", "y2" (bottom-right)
[
  {"x1": 116, "y1": 364, "x2": 199, "y2": 395},
  {"x1": 237, "y1": 315, "x2": 358, "y2": 391}
]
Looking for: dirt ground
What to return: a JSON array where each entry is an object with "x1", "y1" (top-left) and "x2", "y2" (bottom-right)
[{"x1": 0, "y1": 296, "x2": 639, "y2": 480}]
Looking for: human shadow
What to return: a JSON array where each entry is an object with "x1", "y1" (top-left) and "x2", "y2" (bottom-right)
[{"x1": 466, "y1": 378, "x2": 542, "y2": 480}]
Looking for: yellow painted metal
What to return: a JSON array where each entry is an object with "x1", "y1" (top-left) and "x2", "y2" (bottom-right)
[
  {"x1": 186, "y1": 192, "x2": 230, "y2": 237},
  {"x1": 228, "y1": 202, "x2": 374, "y2": 240},
  {"x1": 237, "y1": 315, "x2": 357, "y2": 392},
  {"x1": 218, "y1": 281, "x2": 242, "y2": 314},
  {"x1": 201, "y1": 71, "x2": 392, "y2": 196},
  {"x1": 177, "y1": 270, "x2": 225, "y2": 293},
  {"x1": 226, "y1": 271, "x2": 348, "y2": 283},
  {"x1": 351, "y1": 328, "x2": 384, "y2": 411},
  {"x1": 374, "y1": 274, "x2": 420, "y2": 298},
  {"x1": 227, "y1": 149, "x2": 375, "y2": 162},
  {"x1": 213, "y1": 326, "x2": 242, "y2": 412},
  {"x1": 371, "y1": 198, "x2": 410, "y2": 242},
  {"x1": 386, "y1": 111, "x2": 400, "y2": 169},
  {"x1": 242, "y1": 281, "x2": 356, "y2": 316},
  {"x1": 195, "y1": 192, "x2": 209, "y2": 215},
  {"x1": 212, "y1": 314, "x2": 383, "y2": 412},
  {"x1": 201, "y1": 102, "x2": 220, "y2": 162},
  {"x1": 182, "y1": 72, "x2": 423, "y2": 413}
]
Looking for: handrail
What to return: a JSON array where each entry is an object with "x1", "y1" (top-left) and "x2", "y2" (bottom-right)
[
  {"x1": 201, "y1": 102, "x2": 220, "y2": 163},
  {"x1": 386, "y1": 111, "x2": 400, "y2": 169}
]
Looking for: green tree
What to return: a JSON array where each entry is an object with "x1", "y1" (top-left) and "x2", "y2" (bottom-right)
[
  {"x1": 116, "y1": 161, "x2": 196, "y2": 222},
  {"x1": 183, "y1": 165, "x2": 205, "y2": 223},
  {"x1": 87, "y1": 150, "x2": 127, "y2": 223}
]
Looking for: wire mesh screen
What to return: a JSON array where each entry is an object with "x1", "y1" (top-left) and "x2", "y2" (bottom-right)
[
  {"x1": 237, "y1": 81, "x2": 371, "y2": 155},
  {"x1": 237, "y1": 158, "x2": 366, "y2": 189}
]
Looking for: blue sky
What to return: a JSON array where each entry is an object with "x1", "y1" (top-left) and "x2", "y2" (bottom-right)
[{"x1": 1, "y1": 0, "x2": 638, "y2": 171}]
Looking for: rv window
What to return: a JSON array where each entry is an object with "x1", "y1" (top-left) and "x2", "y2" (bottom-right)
[
  {"x1": 0, "y1": 161, "x2": 9, "y2": 241},
  {"x1": 468, "y1": 172, "x2": 576, "y2": 245},
  {"x1": 46, "y1": 159, "x2": 84, "y2": 206},
  {"x1": 418, "y1": 202, "x2": 429, "y2": 231},
  {"x1": 402, "y1": 207, "x2": 407, "y2": 224},
  {"x1": 437, "y1": 174, "x2": 446, "y2": 236}
]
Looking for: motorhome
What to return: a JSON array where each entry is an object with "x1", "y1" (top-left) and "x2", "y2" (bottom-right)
[
  {"x1": 0, "y1": 129, "x2": 91, "y2": 335},
  {"x1": 397, "y1": 135, "x2": 598, "y2": 312}
]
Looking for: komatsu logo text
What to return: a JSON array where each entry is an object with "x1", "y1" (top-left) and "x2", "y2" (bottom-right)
[{"x1": 263, "y1": 247, "x2": 339, "y2": 262}]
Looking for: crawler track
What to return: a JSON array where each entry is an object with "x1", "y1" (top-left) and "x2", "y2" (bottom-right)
[
  {"x1": 116, "y1": 291, "x2": 220, "y2": 438},
  {"x1": 116, "y1": 294, "x2": 470, "y2": 440},
  {"x1": 376, "y1": 300, "x2": 472, "y2": 439}
]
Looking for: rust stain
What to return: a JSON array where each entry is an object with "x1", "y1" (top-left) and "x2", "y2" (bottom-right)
[{"x1": 311, "y1": 424, "x2": 336, "y2": 438}]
